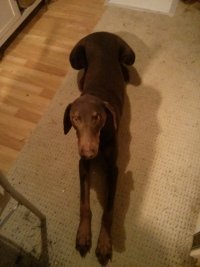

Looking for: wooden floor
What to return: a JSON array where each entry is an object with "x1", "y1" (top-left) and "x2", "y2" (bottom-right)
[{"x1": 0, "y1": 0, "x2": 105, "y2": 175}]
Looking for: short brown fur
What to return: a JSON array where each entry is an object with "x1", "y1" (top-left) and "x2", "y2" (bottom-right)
[{"x1": 63, "y1": 32, "x2": 135, "y2": 265}]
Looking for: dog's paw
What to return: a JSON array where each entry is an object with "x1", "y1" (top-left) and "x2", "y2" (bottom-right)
[
  {"x1": 96, "y1": 230, "x2": 112, "y2": 266},
  {"x1": 76, "y1": 221, "x2": 91, "y2": 257}
]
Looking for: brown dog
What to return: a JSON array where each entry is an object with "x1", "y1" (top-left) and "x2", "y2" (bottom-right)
[{"x1": 63, "y1": 32, "x2": 135, "y2": 265}]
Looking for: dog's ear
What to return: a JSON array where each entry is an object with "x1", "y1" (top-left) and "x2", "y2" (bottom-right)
[
  {"x1": 118, "y1": 38, "x2": 135, "y2": 66},
  {"x1": 69, "y1": 42, "x2": 87, "y2": 70},
  {"x1": 103, "y1": 102, "x2": 118, "y2": 130},
  {"x1": 63, "y1": 104, "x2": 72, "y2": 135}
]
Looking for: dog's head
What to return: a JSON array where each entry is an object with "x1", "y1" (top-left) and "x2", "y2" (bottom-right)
[{"x1": 63, "y1": 95, "x2": 117, "y2": 160}]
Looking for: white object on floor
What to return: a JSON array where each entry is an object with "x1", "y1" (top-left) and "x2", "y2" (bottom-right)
[
  {"x1": 107, "y1": 0, "x2": 179, "y2": 16},
  {"x1": 190, "y1": 249, "x2": 200, "y2": 266}
]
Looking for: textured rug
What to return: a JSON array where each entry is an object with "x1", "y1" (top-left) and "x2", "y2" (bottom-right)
[{"x1": 1, "y1": 1, "x2": 200, "y2": 267}]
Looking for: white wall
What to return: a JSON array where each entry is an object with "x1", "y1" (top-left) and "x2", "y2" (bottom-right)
[{"x1": 107, "y1": 0, "x2": 179, "y2": 16}]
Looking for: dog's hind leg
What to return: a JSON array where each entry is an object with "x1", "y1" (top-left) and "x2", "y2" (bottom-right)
[
  {"x1": 118, "y1": 37, "x2": 135, "y2": 66},
  {"x1": 69, "y1": 39, "x2": 87, "y2": 70},
  {"x1": 76, "y1": 159, "x2": 92, "y2": 256},
  {"x1": 121, "y1": 64, "x2": 130, "y2": 82}
]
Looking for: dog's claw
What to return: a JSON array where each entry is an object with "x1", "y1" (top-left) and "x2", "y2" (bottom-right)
[
  {"x1": 76, "y1": 223, "x2": 91, "y2": 257},
  {"x1": 76, "y1": 243, "x2": 90, "y2": 257},
  {"x1": 96, "y1": 249, "x2": 112, "y2": 266},
  {"x1": 95, "y1": 236, "x2": 112, "y2": 266}
]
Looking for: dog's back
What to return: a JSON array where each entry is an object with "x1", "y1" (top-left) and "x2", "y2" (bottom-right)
[{"x1": 70, "y1": 32, "x2": 135, "y2": 122}]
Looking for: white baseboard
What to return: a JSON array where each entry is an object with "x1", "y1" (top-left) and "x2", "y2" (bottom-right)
[{"x1": 107, "y1": 0, "x2": 179, "y2": 16}]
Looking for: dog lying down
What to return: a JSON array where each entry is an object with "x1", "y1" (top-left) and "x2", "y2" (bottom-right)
[{"x1": 63, "y1": 32, "x2": 135, "y2": 266}]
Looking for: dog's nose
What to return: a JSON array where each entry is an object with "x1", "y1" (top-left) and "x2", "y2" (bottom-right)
[{"x1": 80, "y1": 148, "x2": 97, "y2": 160}]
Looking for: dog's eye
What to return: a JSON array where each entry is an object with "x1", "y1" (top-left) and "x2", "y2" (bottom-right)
[
  {"x1": 73, "y1": 116, "x2": 81, "y2": 123},
  {"x1": 92, "y1": 114, "x2": 100, "y2": 122}
]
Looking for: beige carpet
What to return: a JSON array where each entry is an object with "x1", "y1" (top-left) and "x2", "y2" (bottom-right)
[{"x1": 1, "y1": 1, "x2": 200, "y2": 267}]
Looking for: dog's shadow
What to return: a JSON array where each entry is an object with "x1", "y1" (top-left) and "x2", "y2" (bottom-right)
[
  {"x1": 113, "y1": 32, "x2": 161, "y2": 253},
  {"x1": 89, "y1": 31, "x2": 161, "y2": 253}
]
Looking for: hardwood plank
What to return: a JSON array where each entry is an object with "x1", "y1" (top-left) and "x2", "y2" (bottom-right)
[
  {"x1": 0, "y1": 145, "x2": 19, "y2": 175},
  {"x1": 0, "y1": 113, "x2": 35, "y2": 133},
  {"x1": 0, "y1": 102, "x2": 18, "y2": 115},
  {"x1": 0, "y1": 132, "x2": 23, "y2": 151},
  {"x1": 0, "y1": 76, "x2": 43, "y2": 94},
  {"x1": 1, "y1": 96, "x2": 48, "y2": 114},
  {"x1": 0, "y1": 87, "x2": 51, "y2": 112},
  {"x1": 0, "y1": 126, "x2": 28, "y2": 141},
  {"x1": 16, "y1": 108, "x2": 42, "y2": 123},
  {"x1": 1, "y1": 64, "x2": 62, "y2": 90},
  {"x1": 25, "y1": 61, "x2": 66, "y2": 77}
]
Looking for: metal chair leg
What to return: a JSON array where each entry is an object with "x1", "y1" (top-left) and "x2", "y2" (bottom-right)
[{"x1": 0, "y1": 172, "x2": 46, "y2": 224}]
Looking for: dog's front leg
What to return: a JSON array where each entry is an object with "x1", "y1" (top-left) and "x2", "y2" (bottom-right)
[
  {"x1": 96, "y1": 143, "x2": 118, "y2": 265},
  {"x1": 76, "y1": 158, "x2": 92, "y2": 256}
]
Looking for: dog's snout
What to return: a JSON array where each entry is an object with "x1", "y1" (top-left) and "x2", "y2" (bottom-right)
[
  {"x1": 79, "y1": 138, "x2": 98, "y2": 160},
  {"x1": 80, "y1": 147, "x2": 97, "y2": 160}
]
